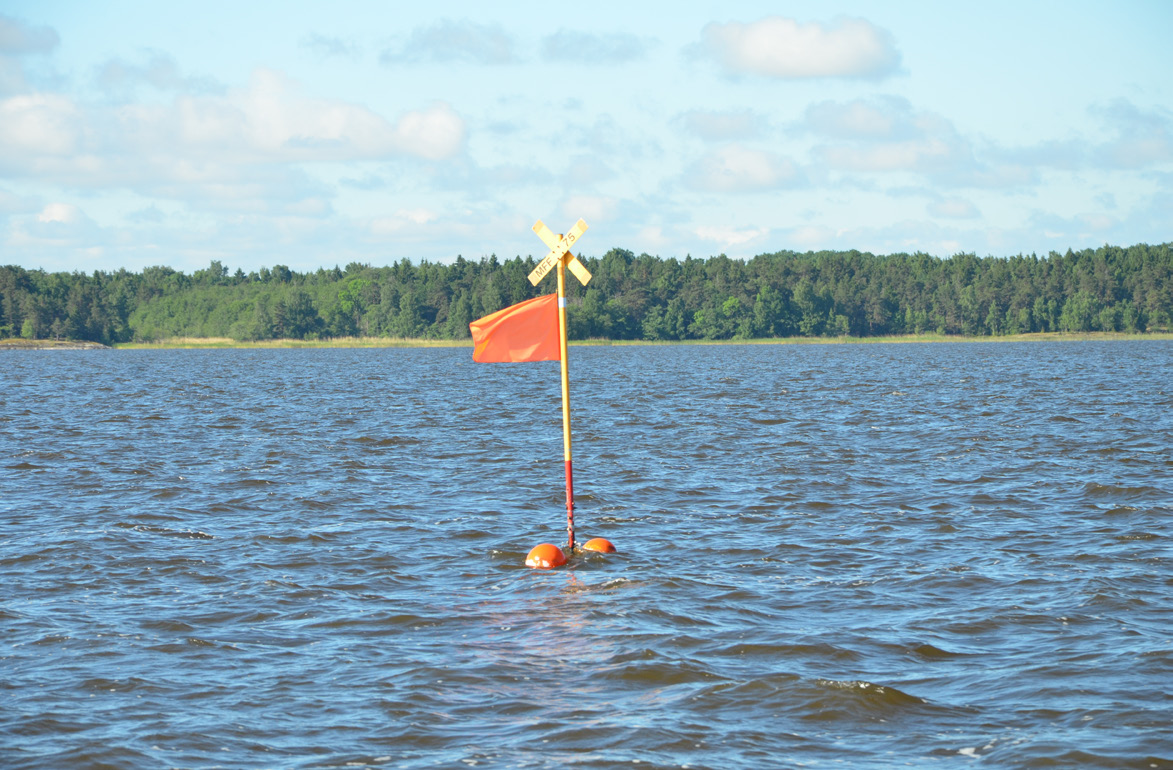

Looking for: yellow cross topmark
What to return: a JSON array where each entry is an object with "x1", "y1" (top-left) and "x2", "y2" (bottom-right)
[{"x1": 528, "y1": 219, "x2": 593, "y2": 287}]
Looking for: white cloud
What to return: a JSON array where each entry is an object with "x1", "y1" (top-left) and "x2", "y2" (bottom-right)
[
  {"x1": 786, "y1": 220, "x2": 975, "y2": 257},
  {"x1": 805, "y1": 96, "x2": 909, "y2": 139},
  {"x1": 282, "y1": 197, "x2": 332, "y2": 217},
  {"x1": 370, "y1": 208, "x2": 438, "y2": 235},
  {"x1": 961, "y1": 164, "x2": 1038, "y2": 189},
  {"x1": 300, "y1": 33, "x2": 361, "y2": 60},
  {"x1": 636, "y1": 225, "x2": 667, "y2": 251},
  {"x1": 990, "y1": 102, "x2": 1172, "y2": 174},
  {"x1": 790, "y1": 224, "x2": 837, "y2": 248},
  {"x1": 805, "y1": 96, "x2": 1170, "y2": 193},
  {"x1": 1025, "y1": 209, "x2": 1122, "y2": 246},
  {"x1": 0, "y1": 93, "x2": 81, "y2": 157},
  {"x1": 0, "y1": 14, "x2": 60, "y2": 95},
  {"x1": 561, "y1": 194, "x2": 618, "y2": 223},
  {"x1": 556, "y1": 154, "x2": 612, "y2": 186},
  {"x1": 390, "y1": 101, "x2": 466, "y2": 160},
  {"x1": 1079, "y1": 212, "x2": 1116, "y2": 232},
  {"x1": 37, "y1": 201, "x2": 82, "y2": 223},
  {"x1": 928, "y1": 197, "x2": 980, "y2": 219},
  {"x1": 127, "y1": 204, "x2": 166, "y2": 223},
  {"x1": 821, "y1": 137, "x2": 961, "y2": 173},
  {"x1": 991, "y1": 139, "x2": 1085, "y2": 171},
  {"x1": 380, "y1": 19, "x2": 516, "y2": 65},
  {"x1": 234, "y1": 68, "x2": 400, "y2": 158},
  {"x1": 12, "y1": 201, "x2": 101, "y2": 252},
  {"x1": 1092, "y1": 99, "x2": 1173, "y2": 169},
  {"x1": 0, "y1": 57, "x2": 22, "y2": 94},
  {"x1": 698, "y1": 16, "x2": 900, "y2": 79},
  {"x1": 685, "y1": 144, "x2": 801, "y2": 192},
  {"x1": 95, "y1": 51, "x2": 220, "y2": 94},
  {"x1": 0, "y1": 69, "x2": 467, "y2": 193},
  {"x1": 541, "y1": 30, "x2": 650, "y2": 64},
  {"x1": 694, "y1": 225, "x2": 769, "y2": 249},
  {"x1": 0, "y1": 14, "x2": 59, "y2": 55},
  {"x1": 0, "y1": 185, "x2": 33, "y2": 213},
  {"x1": 560, "y1": 113, "x2": 661, "y2": 160},
  {"x1": 806, "y1": 97, "x2": 999, "y2": 185}
]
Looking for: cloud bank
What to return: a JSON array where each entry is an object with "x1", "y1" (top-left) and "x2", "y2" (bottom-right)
[
  {"x1": 0, "y1": 69, "x2": 466, "y2": 187},
  {"x1": 380, "y1": 19, "x2": 517, "y2": 65},
  {"x1": 1, "y1": 7, "x2": 1169, "y2": 274},
  {"x1": 699, "y1": 16, "x2": 900, "y2": 79}
]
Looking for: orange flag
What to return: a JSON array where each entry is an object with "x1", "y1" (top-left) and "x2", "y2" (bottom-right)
[{"x1": 469, "y1": 294, "x2": 560, "y2": 363}]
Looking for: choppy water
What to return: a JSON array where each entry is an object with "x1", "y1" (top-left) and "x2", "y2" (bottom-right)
[{"x1": 2, "y1": 342, "x2": 1172, "y2": 769}]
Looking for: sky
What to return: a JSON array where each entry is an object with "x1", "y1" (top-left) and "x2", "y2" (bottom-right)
[{"x1": 1, "y1": 0, "x2": 1170, "y2": 275}]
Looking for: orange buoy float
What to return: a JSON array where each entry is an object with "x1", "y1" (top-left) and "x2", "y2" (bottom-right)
[
  {"x1": 525, "y1": 543, "x2": 567, "y2": 570},
  {"x1": 582, "y1": 538, "x2": 616, "y2": 553}
]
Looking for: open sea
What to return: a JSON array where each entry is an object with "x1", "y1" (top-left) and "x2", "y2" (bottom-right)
[{"x1": 2, "y1": 342, "x2": 1171, "y2": 769}]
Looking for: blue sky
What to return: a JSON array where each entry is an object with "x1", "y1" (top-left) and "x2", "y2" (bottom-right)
[{"x1": 1, "y1": 0, "x2": 1170, "y2": 274}]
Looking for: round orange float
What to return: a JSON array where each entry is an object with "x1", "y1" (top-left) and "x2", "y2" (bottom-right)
[
  {"x1": 582, "y1": 538, "x2": 616, "y2": 553},
  {"x1": 525, "y1": 543, "x2": 567, "y2": 569}
]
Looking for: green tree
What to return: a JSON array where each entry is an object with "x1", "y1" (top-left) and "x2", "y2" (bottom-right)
[
  {"x1": 3, "y1": 241, "x2": 1171, "y2": 344},
  {"x1": 248, "y1": 297, "x2": 276, "y2": 340},
  {"x1": 792, "y1": 279, "x2": 825, "y2": 336},
  {"x1": 1059, "y1": 290, "x2": 1101, "y2": 332},
  {"x1": 985, "y1": 300, "x2": 1001, "y2": 335},
  {"x1": 750, "y1": 285, "x2": 786, "y2": 337},
  {"x1": 445, "y1": 291, "x2": 472, "y2": 338},
  {"x1": 391, "y1": 291, "x2": 424, "y2": 338},
  {"x1": 279, "y1": 290, "x2": 322, "y2": 338}
]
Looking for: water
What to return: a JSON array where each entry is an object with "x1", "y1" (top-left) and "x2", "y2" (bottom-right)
[{"x1": 2, "y1": 342, "x2": 1171, "y2": 769}]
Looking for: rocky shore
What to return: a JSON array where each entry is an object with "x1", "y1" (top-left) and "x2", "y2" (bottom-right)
[{"x1": 0, "y1": 339, "x2": 110, "y2": 350}]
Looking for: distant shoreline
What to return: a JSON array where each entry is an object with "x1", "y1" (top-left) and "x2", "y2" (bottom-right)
[
  {"x1": 0, "y1": 339, "x2": 111, "y2": 350},
  {"x1": 5, "y1": 332, "x2": 1170, "y2": 350}
]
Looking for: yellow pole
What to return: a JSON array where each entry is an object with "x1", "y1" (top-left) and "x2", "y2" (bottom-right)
[{"x1": 556, "y1": 253, "x2": 575, "y2": 551}]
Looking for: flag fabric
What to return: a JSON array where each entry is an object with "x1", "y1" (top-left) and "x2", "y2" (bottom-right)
[{"x1": 469, "y1": 294, "x2": 560, "y2": 363}]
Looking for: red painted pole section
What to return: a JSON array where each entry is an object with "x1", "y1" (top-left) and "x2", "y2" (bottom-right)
[{"x1": 565, "y1": 458, "x2": 575, "y2": 550}]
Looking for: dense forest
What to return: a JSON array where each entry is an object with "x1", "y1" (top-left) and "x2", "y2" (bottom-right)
[{"x1": 2, "y1": 242, "x2": 1171, "y2": 345}]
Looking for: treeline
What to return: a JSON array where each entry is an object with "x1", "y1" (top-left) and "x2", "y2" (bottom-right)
[{"x1": 2, "y1": 243, "x2": 1171, "y2": 345}]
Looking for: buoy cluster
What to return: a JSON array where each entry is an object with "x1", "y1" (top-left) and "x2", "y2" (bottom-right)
[
  {"x1": 582, "y1": 537, "x2": 616, "y2": 553},
  {"x1": 525, "y1": 538, "x2": 616, "y2": 569}
]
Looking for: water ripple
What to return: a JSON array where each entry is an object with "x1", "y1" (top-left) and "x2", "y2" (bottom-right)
[{"x1": 2, "y1": 343, "x2": 1172, "y2": 768}]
